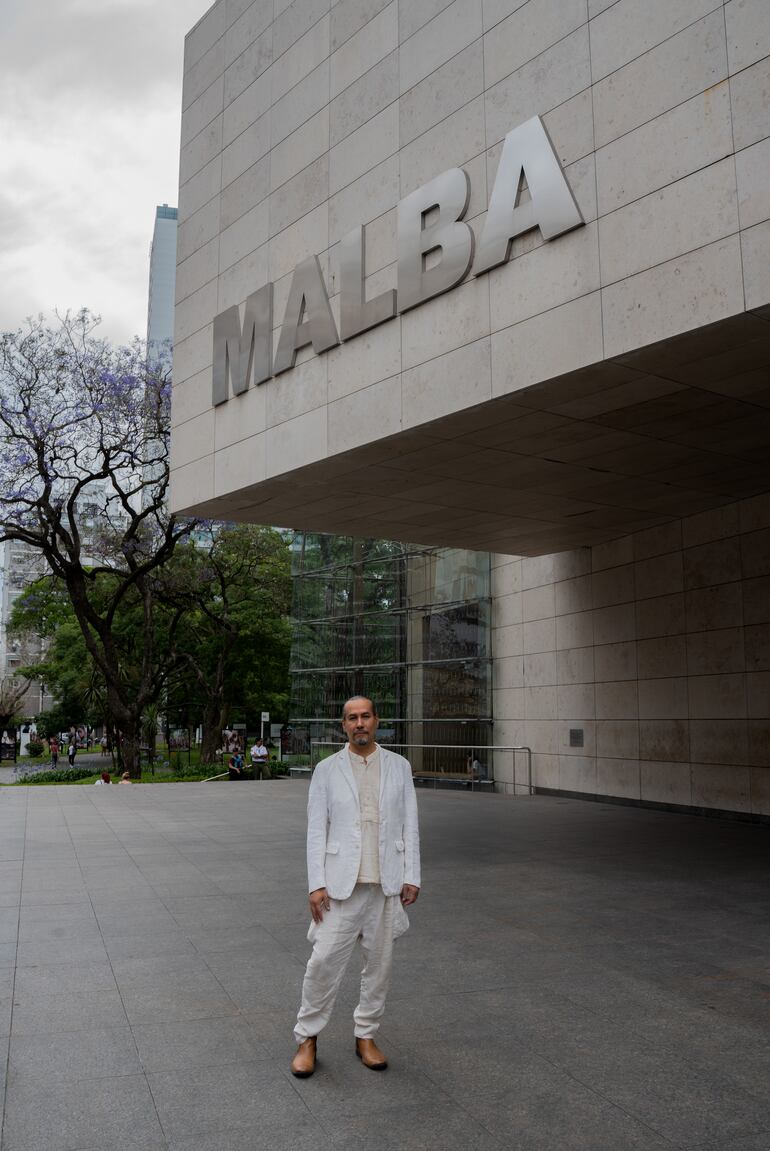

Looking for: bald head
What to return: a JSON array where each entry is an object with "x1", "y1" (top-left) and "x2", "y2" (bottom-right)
[{"x1": 342, "y1": 696, "x2": 377, "y2": 721}]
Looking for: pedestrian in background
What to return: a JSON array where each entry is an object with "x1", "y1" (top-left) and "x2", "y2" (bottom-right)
[{"x1": 251, "y1": 738, "x2": 269, "y2": 778}]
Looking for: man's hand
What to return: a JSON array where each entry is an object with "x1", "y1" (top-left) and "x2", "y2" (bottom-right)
[
  {"x1": 400, "y1": 884, "x2": 419, "y2": 906},
  {"x1": 309, "y1": 887, "x2": 330, "y2": 923}
]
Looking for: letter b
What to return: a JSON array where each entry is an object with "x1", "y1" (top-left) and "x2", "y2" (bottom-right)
[{"x1": 397, "y1": 168, "x2": 474, "y2": 312}]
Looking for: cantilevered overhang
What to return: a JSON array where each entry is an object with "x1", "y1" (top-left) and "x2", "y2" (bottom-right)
[{"x1": 171, "y1": 310, "x2": 770, "y2": 556}]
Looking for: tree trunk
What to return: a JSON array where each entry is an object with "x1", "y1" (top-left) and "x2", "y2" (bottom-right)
[
  {"x1": 143, "y1": 708, "x2": 157, "y2": 766},
  {"x1": 200, "y1": 698, "x2": 226, "y2": 767},
  {"x1": 121, "y1": 724, "x2": 141, "y2": 779}
]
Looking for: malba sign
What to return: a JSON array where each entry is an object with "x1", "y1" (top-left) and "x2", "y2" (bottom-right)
[{"x1": 212, "y1": 116, "x2": 583, "y2": 405}]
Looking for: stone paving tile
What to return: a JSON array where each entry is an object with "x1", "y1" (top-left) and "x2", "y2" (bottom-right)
[
  {"x1": 630, "y1": 1004, "x2": 770, "y2": 1103},
  {"x1": 95, "y1": 906, "x2": 181, "y2": 938},
  {"x1": 576, "y1": 1047, "x2": 770, "y2": 1146},
  {"x1": 145, "y1": 881, "x2": 225, "y2": 900},
  {"x1": 464, "y1": 1069, "x2": 673, "y2": 1151},
  {"x1": 332, "y1": 1102, "x2": 505, "y2": 1150},
  {"x1": 184, "y1": 924, "x2": 288, "y2": 953},
  {"x1": 19, "y1": 874, "x2": 85, "y2": 891},
  {"x1": 401, "y1": 1030, "x2": 553, "y2": 1100},
  {"x1": 2, "y1": 1073, "x2": 165, "y2": 1151},
  {"x1": 0, "y1": 996, "x2": 11, "y2": 1039},
  {"x1": 18, "y1": 903, "x2": 97, "y2": 926},
  {"x1": 8, "y1": 1026, "x2": 142, "y2": 1083},
  {"x1": 119, "y1": 980, "x2": 240, "y2": 1026},
  {"x1": 10, "y1": 988, "x2": 128, "y2": 1036},
  {"x1": 167, "y1": 1113, "x2": 328, "y2": 1151},
  {"x1": 461, "y1": 997, "x2": 770, "y2": 1147},
  {"x1": 239, "y1": 1006, "x2": 295, "y2": 1047},
  {"x1": 0, "y1": 943, "x2": 16, "y2": 966},
  {"x1": 16, "y1": 918, "x2": 102, "y2": 945},
  {"x1": 88, "y1": 892, "x2": 175, "y2": 913},
  {"x1": 199, "y1": 941, "x2": 296, "y2": 981},
  {"x1": 15, "y1": 936, "x2": 109, "y2": 967},
  {"x1": 19, "y1": 890, "x2": 89, "y2": 907},
  {"x1": 103, "y1": 932, "x2": 198, "y2": 963},
  {"x1": 83, "y1": 876, "x2": 157, "y2": 897},
  {"x1": 131, "y1": 1016, "x2": 265, "y2": 1073},
  {"x1": 691, "y1": 1136, "x2": 770, "y2": 1151},
  {"x1": 12, "y1": 961, "x2": 118, "y2": 1000},
  {"x1": 214, "y1": 965, "x2": 305, "y2": 1012},
  {"x1": 146, "y1": 1062, "x2": 307, "y2": 1142},
  {"x1": 371, "y1": 989, "x2": 502, "y2": 1046},
  {"x1": 0, "y1": 910, "x2": 19, "y2": 945},
  {"x1": 110, "y1": 952, "x2": 215, "y2": 988},
  {"x1": 162, "y1": 896, "x2": 255, "y2": 931}
]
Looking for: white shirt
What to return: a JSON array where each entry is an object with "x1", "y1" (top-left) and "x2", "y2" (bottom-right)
[{"x1": 348, "y1": 745, "x2": 380, "y2": 884}]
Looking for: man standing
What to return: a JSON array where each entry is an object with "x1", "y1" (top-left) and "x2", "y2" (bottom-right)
[
  {"x1": 291, "y1": 697, "x2": 420, "y2": 1077},
  {"x1": 250, "y1": 737, "x2": 269, "y2": 777}
]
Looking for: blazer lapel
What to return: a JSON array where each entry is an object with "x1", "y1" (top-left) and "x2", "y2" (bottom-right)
[
  {"x1": 336, "y1": 747, "x2": 358, "y2": 801},
  {"x1": 378, "y1": 746, "x2": 390, "y2": 808}
]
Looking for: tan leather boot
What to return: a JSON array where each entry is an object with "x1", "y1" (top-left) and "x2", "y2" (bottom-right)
[
  {"x1": 355, "y1": 1036, "x2": 388, "y2": 1070},
  {"x1": 291, "y1": 1036, "x2": 317, "y2": 1077}
]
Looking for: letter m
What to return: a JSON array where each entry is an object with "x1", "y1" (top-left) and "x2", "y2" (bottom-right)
[{"x1": 211, "y1": 283, "x2": 273, "y2": 405}]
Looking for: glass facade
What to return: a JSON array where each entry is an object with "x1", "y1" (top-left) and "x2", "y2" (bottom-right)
[{"x1": 288, "y1": 534, "x2": 492, "y2": 770}]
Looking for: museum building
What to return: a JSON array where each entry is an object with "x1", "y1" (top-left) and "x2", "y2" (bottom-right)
[{"x1": 171, "y1": 0, "x2": 770, "y2": 817}]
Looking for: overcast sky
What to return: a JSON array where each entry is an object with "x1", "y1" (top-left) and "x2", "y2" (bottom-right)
[{"x1": 0, "y1": 0, "x2": 209, "y2": 345}]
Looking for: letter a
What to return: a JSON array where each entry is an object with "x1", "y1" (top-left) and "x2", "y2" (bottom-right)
[
  {"x1": 273, "y1": 255, "x2": 339, "y2": 375},
  {"x1": 473, "y1": 117, "x2": 583, "y2": 276}
]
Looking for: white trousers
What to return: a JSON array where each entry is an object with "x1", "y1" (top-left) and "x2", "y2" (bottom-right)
[{"x1": 294, "y1": 884, "x2": 397, "y2": 1042}]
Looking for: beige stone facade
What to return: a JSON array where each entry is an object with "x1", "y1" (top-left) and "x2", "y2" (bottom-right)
[
  {"x1": 492, "y1": 493, "x2": 770, "y2": 815},
  {"x1": 172, "y1": 0, "x2": 770, "y2": 815}
]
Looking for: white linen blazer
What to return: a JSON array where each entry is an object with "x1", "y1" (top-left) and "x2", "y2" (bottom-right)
[{"x1": 306, "y1": 746, "x2": 421, "y2": 899}]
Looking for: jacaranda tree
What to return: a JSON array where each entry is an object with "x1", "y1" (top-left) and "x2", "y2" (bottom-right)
[{"x1": 0, "y1": 310, "x2": 195, "y2": 775}]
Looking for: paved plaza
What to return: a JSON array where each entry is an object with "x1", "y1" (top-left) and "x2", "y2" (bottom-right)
[{"x1": 0, "y1": 781, "x2": 768, "y2": 1151}]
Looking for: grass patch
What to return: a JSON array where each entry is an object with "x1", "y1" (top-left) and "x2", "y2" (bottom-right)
[
  {"x1": 2, "y1": 746, "x2": 292, "y2": 785},
  {"x1": 12, "y1": 766, "x2": 95, "y2": 785}
]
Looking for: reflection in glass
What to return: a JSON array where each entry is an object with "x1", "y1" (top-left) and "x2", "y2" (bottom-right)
[{"x1": 288, "y1": 535, "x2": 492, "y2": 762}]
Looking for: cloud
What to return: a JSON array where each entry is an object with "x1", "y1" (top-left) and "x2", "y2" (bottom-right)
[
  {"x1": 0, "y1": 0, "x2": 208, "y2": 344},
  {"x1": 2, "y1": 0, "x2": 191, "y2": 103}
]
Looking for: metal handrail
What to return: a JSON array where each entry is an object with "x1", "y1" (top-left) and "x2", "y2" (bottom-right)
[{"x1": 309, "y1": 741, "x2": 533, "y2": 795}]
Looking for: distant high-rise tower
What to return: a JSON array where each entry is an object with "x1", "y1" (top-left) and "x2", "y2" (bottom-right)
[
  {"x1": 143, "y1": 205, "x2": 177, "y2": 503},
  {"x1": 146, "y1": 204, "x2": 177, "y2": 355}
]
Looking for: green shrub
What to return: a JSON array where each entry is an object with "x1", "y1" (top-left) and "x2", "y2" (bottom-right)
[
  {"x1": 26, "y1": 740, "x2": 45, "y2": 757},
  {"x1": 14, "y1": 766, "x2": 94, "y2": 785}
]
